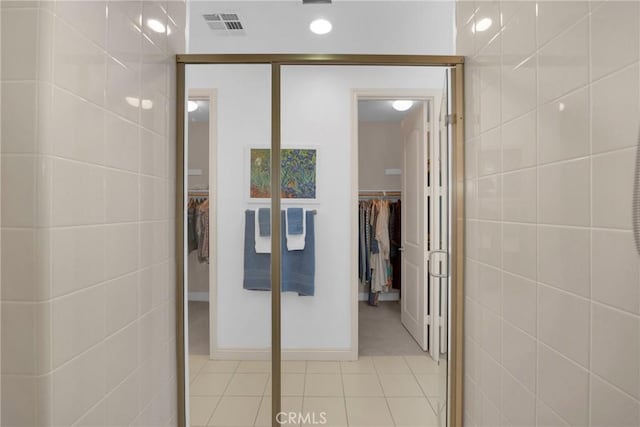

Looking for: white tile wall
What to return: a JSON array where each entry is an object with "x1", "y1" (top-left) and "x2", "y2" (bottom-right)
[
  {"x1": 459, "y1": 1, "x2": 640, "y2": 425},
  {"x1": 1, "y1": 1, "x2": 185, "y2": 425}
]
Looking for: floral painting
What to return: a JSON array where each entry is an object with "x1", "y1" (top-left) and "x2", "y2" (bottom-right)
[{"x1": 250, "y1": 148, "x2": 317, "y2": 199}]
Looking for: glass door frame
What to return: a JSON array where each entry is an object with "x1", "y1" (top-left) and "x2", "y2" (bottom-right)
[{"x1": 175, "y1": 54, "x2": 465, "y2": 427}]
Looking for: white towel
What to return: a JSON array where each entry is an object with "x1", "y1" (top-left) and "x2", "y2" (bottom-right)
[
  {"x1": 286, "y1": 208, "x2": 306, "y2": 251},
  {"x1": 254, "y1": 209, "x2": 271, "y2": 254}
]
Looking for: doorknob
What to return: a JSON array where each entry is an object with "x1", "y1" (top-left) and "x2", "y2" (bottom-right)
[{"x1": 428, "y1": 250, "x2": 449, "y2": 278}]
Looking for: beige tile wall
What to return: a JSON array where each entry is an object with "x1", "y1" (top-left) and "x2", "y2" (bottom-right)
[
  {"x1": 458, "y1": 1, "x2": 640, "y2": 426},
  {"x1": 1, "y1": 1, "x2": 185, "y2": 425}
]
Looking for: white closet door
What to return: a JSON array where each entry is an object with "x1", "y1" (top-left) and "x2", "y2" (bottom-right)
[
  {"x1": 400, "y1": 102, "x2": 429, "y2": 352},
  {"x1": 428, "y1": 72, "x2": 451, "y2": 363}
]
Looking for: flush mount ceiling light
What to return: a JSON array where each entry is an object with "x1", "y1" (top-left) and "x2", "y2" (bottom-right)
[
  {"x1": 147, "y1": 18, "x2": 166, "y2": 34},
  {"x1": 392, "y1": 100, "x2": 413, "y2": 112},
  {"x1": 472, "y1": 17, "x2": 492, "y2": 33},
  {"x1": 188, "y1": 101, "x2": 199, "y2": 112},
  {"x1": 310, "y1": 18, "x2": 332, "y2": 35}
]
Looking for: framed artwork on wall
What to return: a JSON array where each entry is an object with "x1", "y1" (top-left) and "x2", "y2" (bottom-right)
[{"x1": 248, "y1": 147, "x2": 318, "y2": 203}]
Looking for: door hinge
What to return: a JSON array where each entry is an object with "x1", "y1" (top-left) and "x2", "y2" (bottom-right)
[
  {"x1": 427, "y1": 186, "x2": 444, "y2": 198},
  {"x1": 425, "y1": 315, "x2": 432, "y2": 326}
]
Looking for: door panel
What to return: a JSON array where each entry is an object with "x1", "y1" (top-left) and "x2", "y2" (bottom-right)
[{"x1": 401, "y1": 103, "x2": 428, "y2": 352}]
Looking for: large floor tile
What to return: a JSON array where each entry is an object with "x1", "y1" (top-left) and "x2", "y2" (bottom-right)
[
  {"x1": 282, "y1": 361, "x2": 307, "y2": 373},
  {"x1": 208, "y1": 396, "x2": 261, "y2": 426},
  {"x1": 340, "y1": 357, "x2": 376, "y2": 374},
  {"x1": 307, "y1": 361, "x2": 341, "y2": 373},
  {"x1": 265, "y1": 373, "x2": 306, "y2": 396},
  {"x1": 372, "y1": 356, "x2": 412, "y2": 374},
  {"x1": 190, "y1": 355, "x2": 208, "y2": 374},
  {"x1": 379, "y1": 374, "x2": 424, "y2": 397},
  {"x1": 225, "y1": 373, "x2": 269, "y2": 396},
  {"x1": 415, "y1": 374, "x2": 442, "y2": 397},
  {"x1": 304, "y1": 374, "x2": 344, "y2": 396},
  {"x1": 404, "y1": 356, "x2": 440, "y2": 374},
  {"x1": 190, "y1": 373, "x2": 233, "y2": 396},
  {"x1": 345, "y1": 397, "x2": 394, "y2": 427},
  {"x1": 190, "y1": 396, "x2": 220, "y2": 427},
  {"x1": 254, "y1": 396, "x2": 303, "y2": 427},
  {"x1": 302, "y1": 397, "x2": 348, "y2": 427},
  {"x1": 201, "y1": 360, "x2": 240, "y2": 373},
  {"x1": 387, "y1": 397, "x2": 439, "y2": 426},
  {"x1": 342, "y1": 374, "x2": 384, "y2": 397},
  {"x1": 236, "y1": 361, "x2": 271, "y2": 373}
]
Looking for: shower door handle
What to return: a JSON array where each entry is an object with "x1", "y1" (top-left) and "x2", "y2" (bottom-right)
[{"x1": 428, "y1": 250, "x2": 449, "y2": 278}]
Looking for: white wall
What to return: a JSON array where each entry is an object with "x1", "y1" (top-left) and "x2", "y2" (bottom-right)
[
  {"x1": 458, "y1": 1, "x2": 640, "y2": 426},
  {"x1": 0, "y1": 1, "x2": 186, "y2": 425},
  {"x1": 188, "y1": 65, "x2": 444, "y2": 351},
  {"x1": 358, "y1": 121, "x2": 403, "y2": 191}
]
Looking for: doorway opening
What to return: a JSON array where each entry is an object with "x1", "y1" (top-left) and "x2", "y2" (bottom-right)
[
  {"x1": 356, "y1": 96, "x2": 430, "y2": 357},
  {"x1": 354, "y1": 87, "x2": 450, "y2": 424}
]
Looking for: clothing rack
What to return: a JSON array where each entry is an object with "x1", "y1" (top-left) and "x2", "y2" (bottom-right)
[
  {"x1": 188, "y1": 189, "x2": 209, "y2": 198},
  {"x1": 359, "y1": 190, "x2": 401, "y2": 199},
  {"x1": 245, "y1": 209, "x2": 317, "y2": 215}
]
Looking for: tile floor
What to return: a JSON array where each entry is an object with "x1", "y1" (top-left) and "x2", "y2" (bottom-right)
[{"x1": 189, "y1": 355, "x2": 445, "y2": 427}]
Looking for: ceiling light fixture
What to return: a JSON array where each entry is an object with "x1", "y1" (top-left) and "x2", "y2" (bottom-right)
[
  {"x1": 125, "y1": 96, "x2": 153, "y2": 110},
  {"x1": 310, "y1": 18, "x2": 332, "y2": 35},
  {"x1": 392, "y1": 100, "x2": 413, "y2": 112},
  {"x1": 188, "y1": 101, "x2": 199, "y2": 112},
  {"x1": 472, "y1": 17, "x2": 492, "y2": 33},
  {"x1": 147, "y1": 18, "x2": 166, "y2": 34}
]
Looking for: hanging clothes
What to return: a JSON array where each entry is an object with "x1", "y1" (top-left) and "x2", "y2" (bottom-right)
[
  {"x1": 370, "y1": 199, "x2": 390, "y2": 293},
  {"x1": 388, "y1": 201, "x2": 402, "y2": 290},
  {"x1": 358, "y1": 197, "x2": 399, "y2": 306},
  {"x1": 188, "y1": 196, "x2": 210, "y2": 264}
]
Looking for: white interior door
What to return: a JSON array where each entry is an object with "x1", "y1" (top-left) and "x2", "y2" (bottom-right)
[
  {"x1": 429, "y1": 73, "x2": 451, "y2": 363},
  {"x1": 400, "y1": 102, "x2": 429, "y2": 352}
]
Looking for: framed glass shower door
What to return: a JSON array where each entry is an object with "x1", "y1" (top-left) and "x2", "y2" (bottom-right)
[{"x1": 176, "y1": 55, "x2": 465, "y2": 427}]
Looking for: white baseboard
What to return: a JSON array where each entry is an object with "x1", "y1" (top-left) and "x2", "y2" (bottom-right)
[
  {"x1": 211, "y1": 348, "x2": 356, "y2": 361},
  {"x1": 188, "y1": 291, "x2": 209, "y2": 302},
  {"x1": 358, "y1": 291, "x2": 400, "y2": 302}
]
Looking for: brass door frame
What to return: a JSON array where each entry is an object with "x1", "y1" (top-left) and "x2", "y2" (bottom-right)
[{"x1": 175, "y1": 54, "x2": 465, "y2": 427}]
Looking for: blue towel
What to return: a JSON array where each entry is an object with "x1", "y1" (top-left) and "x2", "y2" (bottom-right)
[
  {"x1": 243, "y1": 210, "x2": 271, "y2": 290},
  {"x1": 287, "y1": 207, "x2": 304, "y2": 235},
  {"x1": 243, "y1": 210, "x2": 315, "y2": 296},
  {"x1": 258, "y1": 208, "x2": 271, "y2": 236},
  {"x1": 281, "y1": 211, "x2": 315, "y2": 296}
]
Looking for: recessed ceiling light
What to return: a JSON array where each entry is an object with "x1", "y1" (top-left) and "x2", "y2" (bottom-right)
[
  {"x1": 126, "y1": 96, "x2": 153, "y2": 110},
  {"x1": 392, "y1": 100, "x2": 413, "y2": 112},
  {"x1": 125, "y1": 96, "x2": 139, "y2": 108},
  {"x1": 147, "y1": 18, "x2": 166, "y2": 34},
  {"x1": 310, "y1": 18, "x2": 332, "y2": 35},
  {"x1": 188, "y1": 101, "x2": 199, "y2": 112},
  {"x1": 472, "y1": 18, "x2": 492, "y2": 33}
]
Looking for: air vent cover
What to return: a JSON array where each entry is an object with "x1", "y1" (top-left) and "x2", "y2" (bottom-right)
[{"x1": 203, "y1": 13, "x2": 245, "y2": 35}]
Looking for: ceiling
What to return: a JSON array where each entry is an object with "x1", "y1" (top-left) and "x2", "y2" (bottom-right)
[
  {"x1": 358, "y1": 99, "x2": 421, "y2": 123},
  {"x1": 188, "y1": 1, "x2": 455, "y2": 55}
]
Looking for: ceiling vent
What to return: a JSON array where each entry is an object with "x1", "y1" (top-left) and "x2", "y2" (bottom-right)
[
  {"x1": 203, "y1": 13, "x2": 245, "y2": 35},
  {"x1": 303, "y1": 0, "x2": 332, "y2": 3}
]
